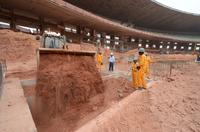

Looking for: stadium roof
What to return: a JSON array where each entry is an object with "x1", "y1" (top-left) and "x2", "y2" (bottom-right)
[
  {"x1": 64, "y1": 0, "x2": 200, "y2": 34},
  {"x1": 0, "y1": 0, "x2": 200, "y2": 42}
]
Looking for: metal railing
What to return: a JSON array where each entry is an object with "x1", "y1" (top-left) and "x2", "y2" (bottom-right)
[
  {"x1": 151, "y1": 60, "x2": 193, "y2": 78},
  {"x1": 0, "y1": 59, "x2": 7, "y2": 98}
]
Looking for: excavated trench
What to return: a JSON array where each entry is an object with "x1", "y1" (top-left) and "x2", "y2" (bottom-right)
[
  {"x1": 21, "y1": 52, "x2": 133, "y2": 132},
  {"x1": 21, "y1": 58, "x2": 198, "y2": 132}
]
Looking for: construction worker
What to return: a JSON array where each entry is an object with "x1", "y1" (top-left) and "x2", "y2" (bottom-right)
[
  {"x1": 145, "y1": 53, "x2": 152, "y2": 78},
  {"x1": 109, "y1": 52, "x2": 115, "y2": 71},
  {"x1": 137, "y1": 48, "x2": 147, "y2": 89},
  {"x1": 96, "y1": 52, "x2": 103, "y2": 70},
  {"x1": 131, "y1": 57, "x2": 139, "y2": 89}
]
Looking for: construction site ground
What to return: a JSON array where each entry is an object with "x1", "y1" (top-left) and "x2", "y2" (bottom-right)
[{"x1": 0, "y1": 30, "x2": 200, "y2": 132}]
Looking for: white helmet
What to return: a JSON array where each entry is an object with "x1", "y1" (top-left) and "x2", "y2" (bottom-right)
[
  {"x1": 139, "y1": 48, "x2": 145, "y2": 53},
  {"x1": 110, "y1": 52, "x2": 113, "y2": 55}
]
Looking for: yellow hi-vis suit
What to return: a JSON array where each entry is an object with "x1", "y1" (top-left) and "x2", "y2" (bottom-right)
[
  {"x1": 138, "y1": 54, "x2": 147, "y2": 89},
  {"x1": 145, "y1": 56, "x2": 151, "y2": 77},
  {"x1": 96, "y1": 54, "x2": 103, "y2": 69},
  {"x1": 132, "y1": 62, "x2": 139, "y2": 88}
]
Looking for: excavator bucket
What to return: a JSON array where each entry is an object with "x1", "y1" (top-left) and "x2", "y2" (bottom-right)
[
  {"x1": 36, "y1": 48, "x2": 96, "y2": 67},
  {"x1": 35, "y1": 48, "x2": 104, "y2": 115}
]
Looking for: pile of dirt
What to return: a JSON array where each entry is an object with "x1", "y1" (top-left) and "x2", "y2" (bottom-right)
[
  {"x1": 154, "y1": 54, "x2": 195, "y2": 62},
  {"x1": 76, "y1": 62, "x2": 200, "y2": 132},
  {"x1": 0, "y1": 29, "x2": 39, "y2": 79},
  {"x1": 24, "y1": 77, "x2": 134, "y2": 132},
  {"x1": 150, "y1": 63, "x2": 200, "y2": 132},
  {"x1": 36, "y1": 53, "x2": 104, "y2": 116},
  {"x1": 113, "y1": 49, "x2": 137, "y2": 59},
  {"x1": 103, "y1": 77, "x2": 134, "y2": 102},
  {"x1": 0, "y1": 29, "x2": 40, "y2": 62},
  {"x1": 76, "y1": 90, "x2": 161, "y2": 132},
  {"x1": 68, "y1": 43, "x2": 96, "y2": 52}
]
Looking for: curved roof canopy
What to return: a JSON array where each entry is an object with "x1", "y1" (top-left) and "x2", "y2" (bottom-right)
[
  {"x1": 64, "y1": 0, "x2": 200, "y2": 34},
  {"x1": 0, "y1": 0, "x2": 200, "y2": 42}
]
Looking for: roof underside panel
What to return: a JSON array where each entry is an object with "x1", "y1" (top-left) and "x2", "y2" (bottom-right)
[
  {"x1": 64, "y1": 0, "x2": 200, "y2": 34},
  {"x1": 0, "y1": 0, "x2": 200, "y2": 42}
]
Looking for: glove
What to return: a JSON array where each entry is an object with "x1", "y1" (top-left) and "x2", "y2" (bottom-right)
[{"x1": 137, "y1": 66, "x2": 141, "y2": 70}]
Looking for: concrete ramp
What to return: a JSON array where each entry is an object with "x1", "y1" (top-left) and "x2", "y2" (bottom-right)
[
  {"x1": 75, "y1": 90, "x2": 161, "y2": 132},
  {"x1": 0, "y1": 78, "x2": 37, "y2": 132}
]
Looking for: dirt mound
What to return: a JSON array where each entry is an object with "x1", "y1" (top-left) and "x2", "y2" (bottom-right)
[
  {"x1": 103, "y1": 77, "x2": 134, "y2": 101},
  {"x1": 75, "y1": 62, "x2": 200, "y2": 132},
  {"x1": 0, "y1": 29, "x2": 39, "y2": 79},
  {"x1": 0, "y1": 29, "x2": 40, "y2": 62},
  {"x1": 68, "y1": 43, "x2": 96, "y2": 52},
  {"x1": 75, "y1": 90, "x2": 161, "y2": 132},
  {"x1": 25, "y1": 77, "x2": 134, "y2": 132},
  {"x1": 154, "y1": 54, "x2": 195, "y2": 62},
  {"x1": 150, "y1": 63, "x2": 200, "y2": 132},
  {"x1": 36, "y1": 53, "x2": 104, "y2": 116}
]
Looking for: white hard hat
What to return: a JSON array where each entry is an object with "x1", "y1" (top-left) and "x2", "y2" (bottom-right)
[
  {"x1": 110, "y1": 52, "x2": 113, "y2": 55},
  {"x1": 139, "y1": 48, "x2": 145, "y2": 53}
]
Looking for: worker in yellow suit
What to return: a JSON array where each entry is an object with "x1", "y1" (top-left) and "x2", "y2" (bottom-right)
[
  {"x1": 145, "y1": 53, "x2": 152, "y2": 78},
  {"x1": 96, "y1": 52, "x2": 103, "y2": 71},
  {"x1": 131, "y1": 57, "x2": 139, "y2": 89},
  {"x1": 137, "y1": 48, "x2": 147, "y2": 89}
]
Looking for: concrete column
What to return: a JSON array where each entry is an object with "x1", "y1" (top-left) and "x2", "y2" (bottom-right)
[
  {"x1": 120, "y1": 36, "x2": 125, "y2": 52},
  {"x1": 177, "y1": 43, "x2": 182, "y2": 51},
  {"x1": 155, "y1": 42, "x2": 160, "y2": 50},
  {"x1": 10, "y1": 20, "x2": 16, "y2": 31},
  {"x1": 39, "y1": 25, "x2": 44, "y2": 35},
  {"x1": 36, "y1": 28, "x2": 40, "y2": 35},
  {"x1": 10, "y1": 10, "x2": 16, "y2": 31},
  {"x1": 90, "y1": 29, "x2": 96, "y2": 44},
  {"x1": 110, "y1": 34, "x2": 115, "y2": 50},
  {"x1": 77, "y1": 26, "x2": 84, "y2": 43},
  {"x1": 39, "y1": 17, "x2": 44, "y2": 35},
  {"x1": 59, "y1": 23, "x2": 65, "y2": 35},
  {"x1": 100, "y1": 32, "x2": 106, "y2": 47},
  {"x1": 149, "y1": 42, "x2": 153, "y2": 49}
]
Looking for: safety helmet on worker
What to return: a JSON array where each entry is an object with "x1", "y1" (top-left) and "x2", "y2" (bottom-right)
[
  {"x1": 139, "y1": 48, "x2": 145, "y2": 53},
  {"x1": 110, "y1": 52, "x2": 113, "y2": 55}
]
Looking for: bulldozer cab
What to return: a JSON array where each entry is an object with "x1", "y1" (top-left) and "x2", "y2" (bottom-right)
[{"x1": 41, "y1": 32, "x2": 67, "y2": 49}]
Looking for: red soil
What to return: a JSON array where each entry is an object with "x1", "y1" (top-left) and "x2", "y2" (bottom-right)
[
  {"x1": 24, "y1": 77, "x2": 133, "y2": 132},
  {"x1": 35, "y1": 53, "x2": 104, "y2": 116}
]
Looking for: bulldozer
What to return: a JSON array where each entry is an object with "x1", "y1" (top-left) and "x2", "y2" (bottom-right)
[
  {"x1": 41, "y1": 32, "x2": 68, "y2": 49},
  {"x1": 35, "y1": 32, "x2": 104, "y2": 115},
  {"x1": 36, "y1": 32, "x2": 96, "y2": 67}
]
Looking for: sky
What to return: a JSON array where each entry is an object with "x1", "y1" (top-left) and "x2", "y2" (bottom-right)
[{"x1": 155, "y1": 0, "x2": 200, "y2": 15}]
